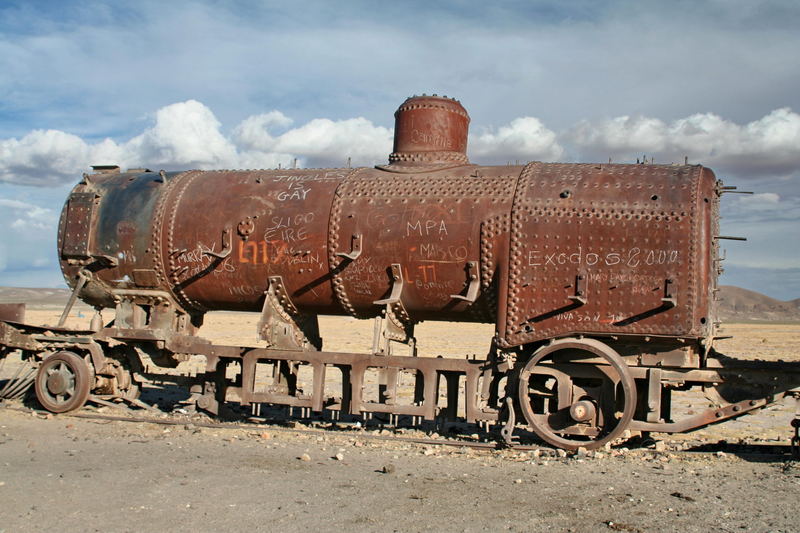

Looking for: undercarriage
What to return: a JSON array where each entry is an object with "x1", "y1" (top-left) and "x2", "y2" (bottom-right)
[{"x1": 2, "y1": 302, "x2": 798, "y2": 453}]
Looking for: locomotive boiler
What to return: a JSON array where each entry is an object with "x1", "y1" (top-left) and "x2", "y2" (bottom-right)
[{"x1": 1, "y1": 95, "x2": 799, "y2": 451}]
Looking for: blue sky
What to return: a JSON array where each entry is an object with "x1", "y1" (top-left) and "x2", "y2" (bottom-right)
[{"x1": 1, "y1": 0, "x2": 799, "y2": 299}]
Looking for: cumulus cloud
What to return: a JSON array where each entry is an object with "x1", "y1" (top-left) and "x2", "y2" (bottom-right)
[
  {"x1": 567, "y1": 108, "x2": 800, "y2": 177},
  {"x1": 0, "y1": 130, "x2": 102, "y2": 186},
  {"x1": 233, "y1": 112, "x2": 392, "y2": 169},
  {"x1": 0, "y1": 101, "x2": 564, "y2": 185},
  {"x1": 4, "y1": 100, "x2": 799, "y2": 189},
  {"x1": 470, "y1": 117, "x2": 564, "y2": 163},
  {"x1": 0, "y1": 100, "x2": 396, "y2": 186},
  {"x1": 124, "y1": 100, "x2": 238, "y2": 169}
]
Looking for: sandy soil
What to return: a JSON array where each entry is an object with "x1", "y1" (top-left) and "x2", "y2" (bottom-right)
[
  {"x1": 1, "y1": 310, "x2": 799, "y2": 532},
  {"x1": 1, "y1": 405, "x2": 798, "y2": 533}
]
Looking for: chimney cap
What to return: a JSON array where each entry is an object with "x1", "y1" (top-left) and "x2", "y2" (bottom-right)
[{"x1": 383, "y1": 94, "x2": 471, "y2": 172}]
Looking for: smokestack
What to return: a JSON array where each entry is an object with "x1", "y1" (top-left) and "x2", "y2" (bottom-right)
[{"x1": 386, "y1": 94, "x2": 470, "y2": 169}]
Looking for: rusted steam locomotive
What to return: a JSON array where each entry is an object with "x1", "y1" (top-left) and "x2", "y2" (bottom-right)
[{"x1": 1, "y1": 95, "x2": 798, "y2": 451}]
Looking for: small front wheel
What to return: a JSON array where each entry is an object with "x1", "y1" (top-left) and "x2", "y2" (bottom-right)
[{"x1": 34, "y1": 351, "x2": 92, "y2": 413}]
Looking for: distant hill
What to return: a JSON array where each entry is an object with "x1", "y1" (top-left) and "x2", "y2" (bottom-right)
[
  {"x1": 716, "y1": 285, "x2": 800, "y2": 323},
  {"x1": 1, "y1": 285, "x2": 798, "y2": 323},
  {"x1": 0, "y1": 286, "x2": 74, "y2": 307}
]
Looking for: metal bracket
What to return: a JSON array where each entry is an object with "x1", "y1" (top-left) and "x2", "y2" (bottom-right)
[
  {"x1": 258, "y1": 276, "x2": 320, "y2": 351},
  {"x1": 335, "y1": 233, "x2": 363, "y2": 261},
  {"x1": 373, "y1": 264, "x2": 413, "y2": 351},
  {"x1": 646, "y1": 368, "x2": 663, "y2": 423},
  {"x1": 92, "y1": 255, "x2": 119, "y2": 268},
  {"x1": 500, "y1": 396, "x2": 518, "y2": 445},
  {"x1": 450, "y1": 261, "x2": 480, "y2": 303},
  {"x1": 374, "y1": 264, "x2": 405, "y2": 306},
  {"x1": 202, "y1": 227, "x2": 232, "y2": 259},
  {"x1": 661, "y1": 278, "x2": 677, "y2": 307},
  {"x1": 567, "y1": 272, "x2": 588, "y2": 305}
]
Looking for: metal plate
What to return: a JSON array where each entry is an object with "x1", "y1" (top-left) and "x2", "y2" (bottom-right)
[
  {"x1": 502, "y1": 163, "x2": 714, "y2": 346},
  {"x1": 61, "y1": 192, "x2": 97, "y2": 258},
  {"x1": 329, "y1": 168, "x2": 516, "y2": 322}
]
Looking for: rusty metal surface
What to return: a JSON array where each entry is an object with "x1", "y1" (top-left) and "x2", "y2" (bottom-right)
[
  {"x1": 0, "y1": 93, "x2": 789, "y2": 451},
  {"x1": 384, "y1": 94, "x2": 471, "y2": 170},
  {"x1": 329, "y1": 166, "x2": 516, "y2": 323},
  {"x1": 55, "y1": 164, "x2": 720, "y2": 346},
  {"x1": 517, "y1": 337, "x2": 638, "y2": 450},
  {"x1": 60, "y1": 159, "x2": 719, "y2": 345},
  {"x1": 502, "y1": 162, "x2": 719, "y2": 346}
]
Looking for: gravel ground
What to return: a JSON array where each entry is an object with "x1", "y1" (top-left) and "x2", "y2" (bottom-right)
[
  {"x1": 2, "y1": 311, "x2": 799, "y2": 532},
  {"x1": 0, "y1": 407, "x2": 798, "y2": 533}
]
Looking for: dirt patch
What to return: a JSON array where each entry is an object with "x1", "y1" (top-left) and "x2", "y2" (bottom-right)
[{"x1": 0, "y1": 406, "x2": 798, "y2": 532}]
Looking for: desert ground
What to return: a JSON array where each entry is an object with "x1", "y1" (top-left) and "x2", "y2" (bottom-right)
[{"x1": 1, "y1": 307, "x2": 798, "y2": 532}]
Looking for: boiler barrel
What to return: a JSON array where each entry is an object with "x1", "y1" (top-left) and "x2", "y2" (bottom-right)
[{"x1": 58, "y1": 165, "x2": 516, "y2": 322}]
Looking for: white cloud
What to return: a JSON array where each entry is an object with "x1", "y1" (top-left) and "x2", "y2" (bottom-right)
[
  {"x1": 233, "y1": 113, "x2": 392, "y2": 169},
  {"x1": 124, "y1": 100, "x2": 238, "y2": 169},
  {"x1": 567, "y1": 108, "x2": 800, "y2": 177},
  {"x1": 5, "y1": 101, "x2": 799, "y2": 187},
  {"x1": 0, "y1": 100, "x2": 395, "y2": 186},
  {"x1": 0, "y1": 196, "x2": 58, "y2": 275},
  {"x1": 0, "y1": 130, "x2": 91, "y2": 186},
  {"x1": 0, "y1": 198, "x2": 57, "y2": 230},
  {"x1": 470, "y1": 117, "x2": 564, "y2": 163}
]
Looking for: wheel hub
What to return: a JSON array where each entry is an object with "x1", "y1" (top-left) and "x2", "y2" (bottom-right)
[
  {"x1": 46, "y1": 372, "x2": 69, "y2": 395},
  {"x1": 569, "y1": 400, "x2": 596, "y2": 422}
]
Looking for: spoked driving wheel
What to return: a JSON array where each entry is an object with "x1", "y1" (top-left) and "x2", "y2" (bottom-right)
[
  {"x1": 517, "y1": 338, "x2": 636, "y2": 451},
  {"x1": 34, "y1": 351, "x2": 92, "y2": 413}
]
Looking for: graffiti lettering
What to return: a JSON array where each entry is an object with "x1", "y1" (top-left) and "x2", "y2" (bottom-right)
[
  {"x1": 406, "y1": 219, "x2": 449, "y2": 237},
  {"x1": 527, "y1": 245, "x2": 678, "y2": 269},
  {"x1": 277, "y1": 183, "x2": 311, "y2": 201}
]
